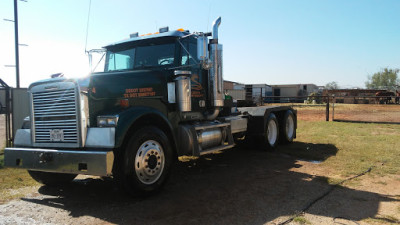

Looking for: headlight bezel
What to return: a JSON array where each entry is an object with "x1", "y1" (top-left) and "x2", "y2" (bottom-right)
[{"x1": 97, "y1": 115, "x2": 119, "y2": 127}]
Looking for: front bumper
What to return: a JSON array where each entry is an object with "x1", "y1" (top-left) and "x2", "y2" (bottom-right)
[{"x1": 4, "y1": 148, "x2": 114, "y2": 176}]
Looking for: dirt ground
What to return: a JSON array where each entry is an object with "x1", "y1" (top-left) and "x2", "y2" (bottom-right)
[
  {"x1": 0, "y1": 146, "x2": 399, "y2": 224},
  {"x1": 331, "y1": 104, "x2": 400, "y2": 123},
  {"x1": 0, "y1": 110, "x2": 399, "y2": 224}
]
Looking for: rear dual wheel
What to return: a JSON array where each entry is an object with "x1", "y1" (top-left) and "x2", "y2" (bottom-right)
[
  {"x1": 280, "y1": 110, "x2": 295, "y2": 144},
  {"x1": 263, "y1": 110, "x2": 295, "y2": 149},
  {"x1": 264, "y1": 113, "x2": 279, "y2": 149}
]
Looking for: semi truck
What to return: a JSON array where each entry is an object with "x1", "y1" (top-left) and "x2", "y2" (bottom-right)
[{"x1": 4, "y1": 17, "x2": 297, "y2": 195}]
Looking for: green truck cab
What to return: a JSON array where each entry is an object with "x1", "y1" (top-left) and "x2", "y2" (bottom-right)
[{"x1": 5, "y1": 17, "x2": 297, "y2": 195}]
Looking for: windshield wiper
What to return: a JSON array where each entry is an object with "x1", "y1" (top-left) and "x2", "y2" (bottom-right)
[
  {"x1": 135, "y1": 64, "x2": 156, "y2": 69},
  {"x1": 107, "y1": 69, "x2": 132, "y2": 72}
]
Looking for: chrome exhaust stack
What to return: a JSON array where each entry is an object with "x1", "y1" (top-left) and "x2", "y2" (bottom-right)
[
  {"x1": 196, "y1": 17, "x2": 224, "y2": 120},
  {"x1": 209, "y1": 17, "x2": 224, "y2": 108},
  {"x1": 212, "y1": 17, "x2": 221, "y2": 40}
]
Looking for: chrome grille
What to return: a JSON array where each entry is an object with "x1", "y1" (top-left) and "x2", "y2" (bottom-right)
[{"x1": 32, "y1": 88, "x2": 79, "y2": 143}]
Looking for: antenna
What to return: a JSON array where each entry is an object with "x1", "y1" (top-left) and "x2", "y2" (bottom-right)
[
  {"x1": 84, "y1": 0, "x2": 92, "y2": 54},
  {"x1": 206, "y1": 2, "x2": 212, "y2": 33}
]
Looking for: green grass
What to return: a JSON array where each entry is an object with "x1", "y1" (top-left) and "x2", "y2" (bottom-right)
[
  {"x1": 292, "y1": 216, "x2": 311, "y2": 224},
  {"x1": 279, "y1": 120, "x2": 400, "y2": 177}
]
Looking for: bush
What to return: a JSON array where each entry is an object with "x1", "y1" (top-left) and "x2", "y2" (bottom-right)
[{"x1": 307, "y1": 92, "x2": 322, "y2": 104}]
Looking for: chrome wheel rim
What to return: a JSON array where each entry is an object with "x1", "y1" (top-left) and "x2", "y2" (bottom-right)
[
  {"x1": 286, "y1": 114, "x2": 294, "y2": 140},
  {"x1": 267, "y1": 119, "x2": 278, "y2": 146},
  {"x1": 135, "y1": 140, "x2": 165, "y2": 185}
]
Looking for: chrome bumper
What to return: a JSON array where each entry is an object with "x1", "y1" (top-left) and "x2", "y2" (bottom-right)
[{"x1": 4, "y1": 148, "x2": 114, "y2": 176}]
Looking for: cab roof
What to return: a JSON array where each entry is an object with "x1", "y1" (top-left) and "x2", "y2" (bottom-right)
[{"x1": 104, "y1": 30, "x2": 190, "y2": 48}]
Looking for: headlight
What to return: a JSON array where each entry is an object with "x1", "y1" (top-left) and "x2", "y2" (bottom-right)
[
  {"x1": 97, "y1": 116, "x2": 119, "y2": 127},
  {"x1": 22, "y1": 116, "x2": 31, "y2": 129}
]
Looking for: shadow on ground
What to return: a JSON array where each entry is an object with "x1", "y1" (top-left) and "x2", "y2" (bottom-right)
[{"x1": 21, "y1": 142, "x2": 398, "y2": 224}]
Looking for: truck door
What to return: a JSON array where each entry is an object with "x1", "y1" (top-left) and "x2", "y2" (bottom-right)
[{"x1": 180, "y1": 39, "x2": 206, "y2": 112}]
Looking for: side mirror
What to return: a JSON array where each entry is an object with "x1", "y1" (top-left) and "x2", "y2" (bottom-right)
[
  {"x1": 197, "y1": 36, "x2": 212, "y2": 70},
  {"x1": 197, "y1": 36, "x2": 208, "y2": 61}
]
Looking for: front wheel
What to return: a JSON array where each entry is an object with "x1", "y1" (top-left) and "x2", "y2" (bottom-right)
[
  {"x1": 28, "y1": 170, "x2": 77, "y2": 186},
  {"x1": 118, "y1": 126, "x2": 173, "y2": 195}
]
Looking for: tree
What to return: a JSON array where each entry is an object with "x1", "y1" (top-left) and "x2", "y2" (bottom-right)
[
  {"x1": 325, "y1": 81, "x2": 339, "y2": 90},
  {"x1": 365, "y1": 68, "x2": 400, "y2": 90}
]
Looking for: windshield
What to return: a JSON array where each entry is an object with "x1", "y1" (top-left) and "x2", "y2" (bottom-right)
[{"x1": 104, "y1": 43, "x2": 175, "y2": 72}]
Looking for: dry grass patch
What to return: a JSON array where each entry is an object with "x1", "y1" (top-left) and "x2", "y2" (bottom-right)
[
  {"x1": 278, "y1": 120, "x2": 400, "y2": 178},
  {"x1": 363, "y1": 215, "x2": 400, "y2": 225},
  {"x1": 0, "y1": 153, "x2": 38, "y2": 203}
]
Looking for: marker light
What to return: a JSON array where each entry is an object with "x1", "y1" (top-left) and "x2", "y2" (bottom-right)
[
  {"x1": 130, "y1": 32, "x2": 139, "y2": 38},
  {"x1": 120, "y1": 99, "x2": 129, "y2": 108},
  {"x1": 159, "y1": 26, "x2": 169, "y2": 33}
]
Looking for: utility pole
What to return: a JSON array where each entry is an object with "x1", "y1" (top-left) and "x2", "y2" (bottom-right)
[
  {"x1": 4, "y1": 0, "x2": 27, "y2": 88},
  {"x1": 14, "y1": 0, "x2": 20, "y2": 88}
]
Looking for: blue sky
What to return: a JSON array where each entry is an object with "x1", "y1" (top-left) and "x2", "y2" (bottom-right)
[{"x1": 1, "y1": 0, "x2": 400, "y2": 88}]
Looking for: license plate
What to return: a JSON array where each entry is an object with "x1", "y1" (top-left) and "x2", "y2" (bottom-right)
[{"x1": 50, "y1": 129, "x2": 64, "y2": 142}]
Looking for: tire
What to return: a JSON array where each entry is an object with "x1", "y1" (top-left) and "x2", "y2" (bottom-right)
[
  {"x1": 263, "y1": 113, "x2": 279, "y2": 149},
  {"x1": 28, "y1": 170, "x2": 76, "y2": 186},
  {"x1": 118, "y1": 126, "x2": 173, "y2": 195},
  {"x1": 280, "y1": 110, "x2": 295, "y2": 144}
]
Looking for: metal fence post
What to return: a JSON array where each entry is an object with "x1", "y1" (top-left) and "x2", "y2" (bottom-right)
[
  {"x1": 332, "y1": 99, "x2": 335, "y2": 121},
  {"x1": 5, "y1": 87, "x2": 12, "y2": 147},
  {"x1": 326, "y1": 96, "x2": 329, "y2": 121}
]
